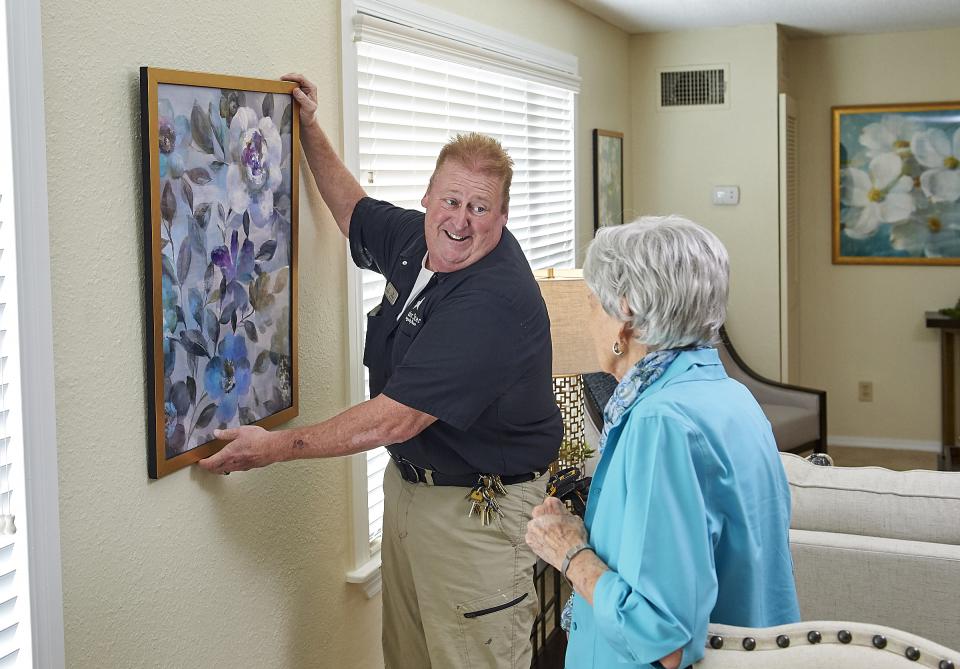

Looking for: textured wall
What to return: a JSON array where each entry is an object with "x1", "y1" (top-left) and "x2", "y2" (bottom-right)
[
  {"x1": 629, "y1": 25, "x2": 782, "y2": 378},
  {"x1": 41, "y1": 1, "x2": 382, "y2": 666},
  {"x1": 790, "y1": 27, "x2": 960, "y2": 444}
]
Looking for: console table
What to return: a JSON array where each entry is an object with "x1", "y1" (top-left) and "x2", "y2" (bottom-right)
[{"x1": 926, "y1": 311, "x2": 960, "y2": 471}]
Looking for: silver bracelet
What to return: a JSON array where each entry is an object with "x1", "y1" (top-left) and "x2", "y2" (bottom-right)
[{"x1": 561, "y1": 542, "x2": 592, "y2": 586}]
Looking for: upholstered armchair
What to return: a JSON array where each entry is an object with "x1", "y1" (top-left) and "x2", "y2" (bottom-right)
[
  {"x1": 582, "y1": 326, "x2": 827, "y2": 455},
  {"x1": 697, "y1": 621, "x2": 959, "y2": 668}
]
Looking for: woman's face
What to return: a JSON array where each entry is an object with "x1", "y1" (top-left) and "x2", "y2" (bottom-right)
[{"x1": 587, "y1": 288, "x2": 628, "y2": 378}]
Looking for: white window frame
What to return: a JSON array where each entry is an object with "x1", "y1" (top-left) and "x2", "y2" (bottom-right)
[
  {"x1": 4, "y1": 1, "x2": 65, "y2": 665},
  {"x1": 340, "y1": 0, "x2": 579, "y2": 596}
]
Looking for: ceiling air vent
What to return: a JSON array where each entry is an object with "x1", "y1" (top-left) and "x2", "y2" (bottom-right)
[{"x1": 658, "y1": 65, "x2": 729, "y2": 110}]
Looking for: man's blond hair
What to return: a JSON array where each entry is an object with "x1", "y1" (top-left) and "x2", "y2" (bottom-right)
[{"x1": 428, "y1": 133, "x2": 513, "y2": 213}]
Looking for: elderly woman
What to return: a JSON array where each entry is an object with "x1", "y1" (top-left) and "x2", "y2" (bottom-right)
[{"x1": 526, "y1": 216, "x2": 799, "y2": 669}]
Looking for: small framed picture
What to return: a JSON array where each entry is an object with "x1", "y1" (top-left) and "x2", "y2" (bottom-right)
[
  {"x1": 140, "y1": 67, "x2": 299, "y2": 478},
  {"x1": 593, "y1": 129, "x2": 624, "y2": 230},
  {"x1": 833, "y1": 101, "x2": 960, "y2": 265}
]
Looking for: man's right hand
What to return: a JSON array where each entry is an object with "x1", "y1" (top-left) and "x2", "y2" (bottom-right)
[{"x1": 281, "y1": 73, "x2": 319, "y2": 128}]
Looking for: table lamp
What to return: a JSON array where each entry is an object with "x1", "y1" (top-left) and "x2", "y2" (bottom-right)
[{"x1": 534, "y1": 268, "x2": 600, "y2": 473}]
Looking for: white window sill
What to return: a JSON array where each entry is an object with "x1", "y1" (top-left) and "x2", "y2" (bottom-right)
[{"x1": 346, "y1": 552, "x2": 382, "y2": 598}]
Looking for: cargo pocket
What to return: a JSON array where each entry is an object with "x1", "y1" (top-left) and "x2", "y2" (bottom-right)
[{"x1": 456, "y1": 589, "x2": 538, "y2": 669}]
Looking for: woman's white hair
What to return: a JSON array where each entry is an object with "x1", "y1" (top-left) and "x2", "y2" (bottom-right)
[{"x1": 583, "y1": 215, "x2": 729, "y2": 351}]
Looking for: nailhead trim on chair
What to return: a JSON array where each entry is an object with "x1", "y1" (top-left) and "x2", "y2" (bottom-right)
[{"x1": 705, "y1": 628, "x2": 958, "y2": 668}]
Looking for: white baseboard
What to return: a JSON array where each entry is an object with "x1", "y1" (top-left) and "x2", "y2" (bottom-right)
[{"x1": 829, "y1": 435, "x2": 941, "y2": 453}]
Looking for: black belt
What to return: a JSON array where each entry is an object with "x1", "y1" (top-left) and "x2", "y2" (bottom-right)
[{"x1": 391, "y1": 455, "x2": 542, "y2": 487}]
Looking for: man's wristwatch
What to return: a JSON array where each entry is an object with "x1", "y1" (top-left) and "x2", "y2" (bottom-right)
[{"x1": 561, "y1": 542, "x2": 592, "y2": 586}]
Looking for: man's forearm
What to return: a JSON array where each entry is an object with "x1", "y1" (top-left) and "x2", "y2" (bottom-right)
[
  {"x1": 299, "y1": 118, "x2": 367, "y2": 237},
  {"x1": 275, "y1": 393, "x2": 436, "y2": 461}
]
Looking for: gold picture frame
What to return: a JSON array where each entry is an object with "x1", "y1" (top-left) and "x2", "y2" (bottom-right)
[
  {"x1": 833, "y1": 101, "x2": 960, "y2": 265},
  {"x1": 140, "y1": 67, "x2": 300, "y2": 478}
]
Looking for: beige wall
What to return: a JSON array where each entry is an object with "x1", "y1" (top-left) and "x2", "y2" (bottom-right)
[
  {"x1": 417, "y1": 0, "x2": 632, "y2": 264},
  {"x1": 629, "y1": 25, "x2": 783, "y2": 378},
  {"x1": 790, "y1": 27, "x2": 960, "y2": 445},
  {"x1": 41, "y1": 0, "x2": 630, "y2": 666}
]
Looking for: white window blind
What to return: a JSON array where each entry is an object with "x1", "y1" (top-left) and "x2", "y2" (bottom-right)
[
  {"x1": 354, "y1": 37, "x2": 577, "y2": 551},
  {"x1": 0, "y1": 10, "x2": 31, "y2": 665}
]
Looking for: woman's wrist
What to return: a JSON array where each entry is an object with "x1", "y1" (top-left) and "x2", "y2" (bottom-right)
[{"x1": 565, "y1": 549, "x2": 608, "y2": 606}]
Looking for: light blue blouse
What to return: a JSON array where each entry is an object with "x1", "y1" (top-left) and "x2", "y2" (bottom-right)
[{"x1": 566, "y1": 348, "x2": 800, "y2": 668}]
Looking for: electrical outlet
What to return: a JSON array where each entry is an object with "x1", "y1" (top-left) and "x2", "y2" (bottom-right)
[{"x1": 858, "y1": 381, "x2": 873, "y2": 402}]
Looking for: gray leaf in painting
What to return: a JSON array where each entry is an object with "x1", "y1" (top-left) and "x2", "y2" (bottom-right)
[
  {"x1": 256, "y1": 240, "x2": 277, "y2": 262},
  {"x1": 243, "y1": 211, "x2": 250, "y2": 238},
  {"x1": 203, "y1": 261, "x2": 216, "y2": 292},
  {"x1": 186, "y1": 167, "x2": 213, "y2": 185},
  {"x1": 186, "y1": 375, "x2": 197, "y2": 404},
  {"x1": 166, "y1": 424, "x2": 186, "y2": 457},
  {"x1": 182, "y1": 179, "x2": 194, "y2": 212},
  {"x1": 195, "y1": 403, "x2": 217, "y2": 429},
  {"x1": 161, "y1": 254, "x2": 177, "y2": 283},
  {"x1": 204, "y1": 308, "x2": 220, "y2": 346},
  {"x1": 253, "y1": 350, "x2": 270, "y2": 374},
  {"x1": 262, "y1": 93, "x2": 274, "y2": 120},
  {"x1": 195, "y1": 203, "x2": 212, "y2": 230},
  {"x1": 177, "y1": 236, "x2": 192, "y2": 284},
  {"x1": 188, "y1": 288, "x2": 204, "y2": 327},
  {"x1": 191, "y1": 101, "x2": 214, "y2": 154},
  {"x1": 219, "y1": 302, "x2": 236, "y2": 325},
  {"x1": 160, "y1": 180, "x2": 176, "y2": 222},
  {"x1": 272, "y1": 266, "x2": 289, "y2": 294},
  {"x1": 239, "y1": 407, "x2": 258, "y2": 425},
  {"x1": 243, "y1": 319, "x2": 258, "y2": 342},
  {"x1": 280, "y1": 103, "x2": 292, "y2": 136},
  {"x1": 170, "y1": 381, "x2": 191, "y2": 417},
  {"x1": 188, "y1": 217, "x2": 206, "y2": 256},
  {"x1": 179, "y1": 329, "x2": 210, "y2": 358}
]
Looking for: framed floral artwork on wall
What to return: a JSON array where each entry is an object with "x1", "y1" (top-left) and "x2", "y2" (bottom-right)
[
  {"x1": 833, "y1": 101, "x2": 960, "y2": 265},
  {"x1": 140, "y1": 68, "x2": 299, "y2": 478},
  {"x1": 593, "y1": 129, "x2": 624, "y2": 231}
]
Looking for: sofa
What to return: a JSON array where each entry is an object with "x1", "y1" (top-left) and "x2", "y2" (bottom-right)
[{"x1": 782, "y1": 452, "x2": 960, "y2": 649}]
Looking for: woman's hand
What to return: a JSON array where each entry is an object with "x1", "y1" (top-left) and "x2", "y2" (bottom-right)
[
  {"x1": 525, "y1": 496, "x2": 588, "y2": 571},
  {"x1": 280, "y1": 73, "x2": 318, "y2": 128}
]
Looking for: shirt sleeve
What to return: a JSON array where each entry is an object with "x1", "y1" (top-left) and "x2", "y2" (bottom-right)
[
  {"x1": 382, "y1": 287, "x2": 531, "y2": 431},
  {"x1": 348, "y1": 197, "x2": 423, "y2": 275},
  {"x1": 590, "y1": 414, "x2": 718, "y2": 667}
]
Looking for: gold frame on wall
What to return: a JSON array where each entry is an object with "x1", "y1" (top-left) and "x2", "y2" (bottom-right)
[
  {"x1": 832, "y1": 100, "x2": 960, "y2": 266},
  {"x1": 140, "y1": 67, "x2": 300, "y2": 478}
]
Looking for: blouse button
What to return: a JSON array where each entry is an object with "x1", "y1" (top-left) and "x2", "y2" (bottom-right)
[{"x1": 402, "y1": 260, "x2": 408, "y2": 266}]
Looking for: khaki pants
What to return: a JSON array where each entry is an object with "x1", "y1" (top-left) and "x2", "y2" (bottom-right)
[{"x1": 381, "y1": 461, "x2": 547, "y2": 669}]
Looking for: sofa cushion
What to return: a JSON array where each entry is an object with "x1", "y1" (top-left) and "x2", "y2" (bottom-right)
[{"x1": 781, "y1": 453, "x2": 960, "y2": 545}]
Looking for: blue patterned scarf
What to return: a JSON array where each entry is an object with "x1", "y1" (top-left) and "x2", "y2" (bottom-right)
[{"x1": 560, "y1": 346, "x2": 690, "y2": 632}]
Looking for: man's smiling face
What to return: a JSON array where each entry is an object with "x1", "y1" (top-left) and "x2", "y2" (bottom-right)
[{"x1": 421, "y1": 160, "x2": 508, "y2": 273}]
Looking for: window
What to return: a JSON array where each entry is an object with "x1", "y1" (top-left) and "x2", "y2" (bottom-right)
[
  {"x1": 341, "y1": 0, "x2": 579, "y2": 592},
  {"x1": 0, "y1": 1, "x2": 65, "y2": 665}
]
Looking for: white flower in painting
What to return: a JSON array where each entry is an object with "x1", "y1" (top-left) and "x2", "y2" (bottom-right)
[
  {"x1": 859, "y1": 114, "x2": 922, "y2": 159},
  {"x1": 226, "y1": 106, "x2": 283, "y2": 226},
  {"x1": 911, "y1": 127, "x2": 960, "y2": 203},
  {"x1": 890, "y1": 207, "x2": 960, "y2": 257},
  {"x1": 840, "y1": 153, "x2": 915, "y2": 239}
]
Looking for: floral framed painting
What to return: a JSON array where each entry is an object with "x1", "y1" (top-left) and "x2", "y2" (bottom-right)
[
  {"x1": 593, "y1": 129, "x2": 624, "y2": 230},
  {"x1": 140, "y1": 68, "x2": 299, "y2": 478},
  {"x1": 833, "y1": 101, "x2": 960, "y2": 265}
]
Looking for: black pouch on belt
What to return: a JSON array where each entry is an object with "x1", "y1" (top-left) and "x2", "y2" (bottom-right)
[{"x1": 546, "y1": 466, "x2": 591, "y2": 518}]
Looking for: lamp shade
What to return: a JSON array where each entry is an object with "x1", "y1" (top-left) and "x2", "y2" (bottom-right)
[{"x1": 534, "y1": 269, "x2": 601, "y2": 376}]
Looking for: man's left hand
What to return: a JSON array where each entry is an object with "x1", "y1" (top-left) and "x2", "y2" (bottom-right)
[
  {"x1": 197, "y1": 425, "x2": 282, "y2": 475},
  {"x1": 525, "y1": 497, "x2": 589, "y2": 571}
]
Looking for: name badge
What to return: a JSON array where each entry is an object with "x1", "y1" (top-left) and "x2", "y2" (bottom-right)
[{"x1": 384, "y1": 282, "x2": 399, "y2": 305}]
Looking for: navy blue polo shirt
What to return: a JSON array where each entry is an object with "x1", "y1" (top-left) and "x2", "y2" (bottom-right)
[{"x1": 349, "y1": 197, "x2": 562, "y2": 475}]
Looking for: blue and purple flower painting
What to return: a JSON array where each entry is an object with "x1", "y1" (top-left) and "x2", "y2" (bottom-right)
[
  {"x1": 837, "y1": 105, "x2": 960, "y2": 262},
  {"x1": 154, "y1": 81, "x2": 294, "y2": 458}
]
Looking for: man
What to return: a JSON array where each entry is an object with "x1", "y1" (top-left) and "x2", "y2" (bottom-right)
[{"x1": 199, "y1": 73, "x2": 562, "y2": 669}]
